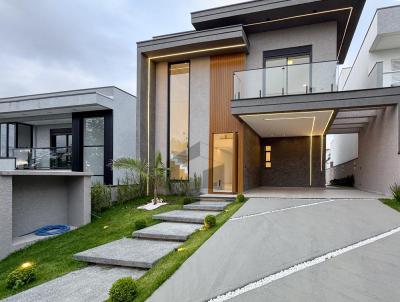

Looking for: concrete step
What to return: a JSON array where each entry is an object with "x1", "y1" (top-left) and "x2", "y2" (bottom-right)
[
  {"x1": 183, "y1": 201, "x2": 231, "y2": 211},
  {"x1": 133, "y1": 222, "x2": 200, "y2": 241},
  {"x1": 195, "y1": 196, "x2": 236, "y2": 202},
  {"x1": 73, "y1": 238, "x2": 180, "y2": 269},
  {"x1": 153, "y1": 210, "x2": 221, "y2": 224}
]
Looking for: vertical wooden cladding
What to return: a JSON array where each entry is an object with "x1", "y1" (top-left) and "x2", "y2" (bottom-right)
[{"x1": 209, "y1": 53, "x2": 246, "y2": 193}]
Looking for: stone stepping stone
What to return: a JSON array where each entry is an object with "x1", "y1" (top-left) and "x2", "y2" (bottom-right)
[
  {"x1": 183, "y1": 201, "x2": 231, "y2": 211},
  {"x1": 153, "y1": 210, "x2": 220, "y2": 224},
  {"x1": 195, "y1": 197, "x2": 236, "y2": 202},
  {"x1": 73, "y1": 238, "x2": 180, "y2": 269},
  {"x1": 133, "y1": 222, "x2": 200, "y2": 241},
  {"x1": 2, "y1": 265, "x2": 145, "y2": 302}
]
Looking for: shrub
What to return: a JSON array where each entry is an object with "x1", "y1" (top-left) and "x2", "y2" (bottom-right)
[
  {"x1": 236, "y1": 194, "x2": 246, "y2": 203},
  {"x1": 91, "y1": 183, "x2": 112, "y2": 213},
  {"x1": 183, "y1": 196, "x2": 193, "y2": 205},
  {"x1": 109, "y1": 277, "x2": 138, "y2": 302},
  {"x1": 204, "y1": 215, "x2": 216, "y2": 229},
  {"x1": 390, "y1": 183, "x2": 400, "y2": 202},
  {"x1": 6, "y1": 263, "x2": 36, "y2": 290},
  {"x1": 330, "y1": 175, "x2": 354, "y2": 187},
  {"x1": 117, "y1": 175, "x2": 138, "y2": 203},
  {"x1": 134, "y1": 219, "x2": 147, "y2": 230}
]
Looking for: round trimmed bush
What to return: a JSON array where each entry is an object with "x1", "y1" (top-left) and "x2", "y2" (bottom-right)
[
  {"x1": 109, "y1": 277, "x2": 138, "y2": 302},
  {"x1": 183, "y1": 196, "x2": 193, "y2": 205},
  {"x1": 236, "y1": 193, "x2": 245, "y2": 203},
  {"x1": 204, "y1": 215, "x2": 216, "y2": 229},
  {"x1": 6, "y1": 264, "x2": 36, "y2": 290},
  {"x1": 134, "y1": 219, "x2": 146, "y2": 230}
]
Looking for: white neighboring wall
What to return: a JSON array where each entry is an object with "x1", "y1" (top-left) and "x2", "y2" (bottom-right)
[
  {"x1": 330, "y1": 134, "x2": 358, "y2": 166},
  {"x1": 333, "y1": 5, "x2": 400, "y2": 195}
]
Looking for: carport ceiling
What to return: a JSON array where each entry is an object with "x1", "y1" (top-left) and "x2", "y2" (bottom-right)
[
  {"x1": 328, "y1": 107, "x2": 385, "y2": 134},
  {"x1": 240, "y1": 110, "x2": 334, "y2": 138}
]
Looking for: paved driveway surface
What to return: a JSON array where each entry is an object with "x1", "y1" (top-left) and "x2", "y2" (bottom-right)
[{"x1": 147, "y1": 197, "x2": 400, "y2": 302}]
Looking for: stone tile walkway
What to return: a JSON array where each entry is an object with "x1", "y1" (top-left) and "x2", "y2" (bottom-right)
[{"x1": 3, "y1": 197, "x2": 232, "y2": 301}]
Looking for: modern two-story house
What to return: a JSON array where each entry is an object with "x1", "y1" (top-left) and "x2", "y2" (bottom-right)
[
  {"x1": 0, "y1": 86, "x2": 136, "y2": 185},
  {"x1": 137, "y1": 0, "x2": 400, "y2": 195}
]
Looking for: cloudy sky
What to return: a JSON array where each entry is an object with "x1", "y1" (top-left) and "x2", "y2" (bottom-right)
[{"x1": 0, "y1": 0, "x2": 398, "y2": 98}]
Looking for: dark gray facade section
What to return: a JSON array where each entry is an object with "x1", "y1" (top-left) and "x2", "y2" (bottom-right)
[{"x1": 260, "y1": 136, "x2": 324, "y2": 187}]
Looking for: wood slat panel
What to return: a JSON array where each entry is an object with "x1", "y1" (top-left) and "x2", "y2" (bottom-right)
[{"x1": 209, "y1": 53, "x2": 246, "y2": 193}]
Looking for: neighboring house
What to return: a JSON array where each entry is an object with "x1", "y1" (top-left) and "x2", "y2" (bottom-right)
[
  {"x1": 329, "y1": 5, "x2": 400, "y2": 193},
  {"x1": 0, "y1": 86, "x2": 136, "y2": 185}
]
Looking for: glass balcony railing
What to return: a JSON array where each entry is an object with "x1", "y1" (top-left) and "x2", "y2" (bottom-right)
[
  {"x1": 10, "y1": 147, "x2": 72, "y2": 170},
  {"x1": 383, "y1": 71, "x2": 400, "y2": 87},
  {"x1": 233, "y1": 61, "x2": 338, "y2": 100}
]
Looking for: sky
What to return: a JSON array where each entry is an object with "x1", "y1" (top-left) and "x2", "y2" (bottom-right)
[{"x1": 0, "y1": 0, "x2": 399, "y2": 98}]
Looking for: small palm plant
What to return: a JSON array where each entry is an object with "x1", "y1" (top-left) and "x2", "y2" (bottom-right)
[
  {"x1": 147, "y1": 151, "x2": 168, "y2": 204},
  {"x1": 113, "y1": 152, "x2": 167, "y2": 203},
  {"x1": 113, "y1": 157, "x2": 147, "y2": 197}
]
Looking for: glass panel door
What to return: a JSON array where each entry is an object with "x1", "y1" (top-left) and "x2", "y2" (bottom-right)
[
  {"x1": 0, "y1": 124, "x2": 7, "y2": 157},
  {"x1": 212, "y1": 133, "x2": 236, "y2": 193},
  {"x1": 264, "y1": 54, "x2": 311, "y2": 95},
  {"x1": 264, "y1": 57, "x2": 286, "y2": 96},
  {"x1": 287, "y1": 55, "x2": 310, "y2": 94}
]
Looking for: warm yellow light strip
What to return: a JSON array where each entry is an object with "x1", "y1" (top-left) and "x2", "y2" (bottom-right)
[
  {"x1": 263, "y1": 116, "x2": 314, "y2": 121},
  {"x1": 244, "y1": 7, "x2": 353, "y2": 61},
  {"x1": 147, "y1": 58, "x2": 151, "y2": 195},
  {"x1": 241, "y1": 110, "x2": 334, "y2": 118},
  {"x1": 149, "y1": 44, "x2": 247, "y2": 60},
  {"x1": 338, "y1": 7, "x2": 353, "y2": 61},
  {"x1": 321, "y1": 135, "x2": 324, "y2": 172},
  {"x1": 145, "y1": 43, "x2": 247, "y2": 194},
  {"x1": 309, "y1": 117, "x2": 316, "y2": 187}
]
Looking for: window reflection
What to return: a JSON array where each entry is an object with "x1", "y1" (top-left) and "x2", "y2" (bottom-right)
[{"x1": 169, "y1": 62, "x2": 190, "y2": 180}]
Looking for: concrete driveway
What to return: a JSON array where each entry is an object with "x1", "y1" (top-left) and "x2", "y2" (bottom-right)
[{"x1": 147, "y1": 195, "x2": 400, "y2": 302}]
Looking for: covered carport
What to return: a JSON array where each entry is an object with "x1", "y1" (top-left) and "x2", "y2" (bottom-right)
[{"x1": 232, "y1": 86, "x2": 400, "y2": 195}]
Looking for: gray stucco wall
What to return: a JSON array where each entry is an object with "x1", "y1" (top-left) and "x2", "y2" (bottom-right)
[
  {"x1": 111, "y1": 88, "x2": 137, "y2": 184},
  {"x1": 0, "y1": 176, "x2": 12, "y2": 260},
  {"x1": 356, "y1": 106, "x2": 400, "y2": 195},
  {"x1": 189, "y1": 57, "x2": 210, "y2": 192},
  {"x1": 326, "y1": 159, "x2": 357, "y2": 185},
  {"x1": 246, "y1": 21, "x2": 337, "y2": 70},
  {"x1": 34, "y1": 123, "x2": 72, "y2": 148}
]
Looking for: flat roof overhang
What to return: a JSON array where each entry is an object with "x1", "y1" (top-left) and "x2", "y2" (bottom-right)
[
  {"x1": 191, "y1": 0, "x2": 365, "y2": 63},
  {"x1": 233, "y1": 86, "x2": 400, "y2": 151},
  {"x1": 137, "y1": 25, "x2": 249, "y2": 62},
  {"x1": 231, "y1": 87, "x2": 400, "y2": 115},
  {"x1": 0, "y1": 92, "x2": 112, "y2": 123}
]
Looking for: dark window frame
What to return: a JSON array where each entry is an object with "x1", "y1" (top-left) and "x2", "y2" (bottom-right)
[
  {"x1": 167, "y1": 61, "x2": 191, "y2": 181},
  {"x1": 0, "y1": 122, "x2": 33, "y2": 157},
  {"x1": 72, "y1": 110, "x2": 113, "y2": 184}
]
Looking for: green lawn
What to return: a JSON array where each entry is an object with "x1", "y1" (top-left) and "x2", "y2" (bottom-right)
[
  {"x1": 0, "y1": 195, "x2": 182, "y2": 300},
  {"x1": 381, "y1": 198, "x2": 400, "y2": 212},
  {"x1": 0, "y1": 196, "x2": 244, "y2": 301}
]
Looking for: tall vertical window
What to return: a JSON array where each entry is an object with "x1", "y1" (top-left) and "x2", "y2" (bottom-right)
[
  {"x1": 169, "y1": 62, "x2": 190, "y2": 180},
  {"x1": 83, "y1": 117, "x2": 105, "y2": 184}
]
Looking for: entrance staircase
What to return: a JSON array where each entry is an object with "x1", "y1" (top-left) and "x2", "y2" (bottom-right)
[{"x1": 73, "y1": 197, "x2": 234, "y2": 270}]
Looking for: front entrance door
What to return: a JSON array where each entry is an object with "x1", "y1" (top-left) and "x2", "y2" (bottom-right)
[{"x1": 212, "y1": 133, "x2": 237, "y2": 193}]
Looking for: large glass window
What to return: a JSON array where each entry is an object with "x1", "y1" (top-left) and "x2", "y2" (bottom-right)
[
  {"x1": 168, "y1": 62, "x2": 190, "y2": 180},
  {"x1": 212, "y1": 133, "x2": 235, "y2": 193},
  {"x1": 83, "y1": 117, "x2": 104, "y2": 184}
]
